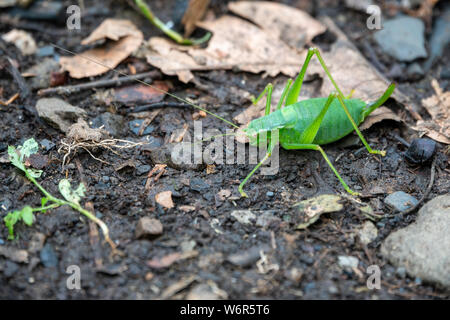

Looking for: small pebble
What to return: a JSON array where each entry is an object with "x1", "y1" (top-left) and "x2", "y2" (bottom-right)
[
  {"x1": 40, "y1": 243, "x2": 58, "y2": 268},
  {"x1": 396, "y1": 267, "x2": 407, "y2": 279},
  {"x1": 135, "y1": 217, "x2": 163, "y2": 239},
  {"x1": 266, "y1": 191, "x2": 274, "y2": 197},
  {"x1": 384, "y1": 191, "x2": 418, "y2": 212},
  {"x1": 36, "y1": 46, "x2": 55, "y2": 57},
  {"x1": 40, "y1": 139, "x2": 55, "y2": 151},
  {"x1": 338, "y1": 256, "x2": 359, "y2": 269},
  {"x1": 136, "y1": 164, "x2": 151, "y2": 175},
  {"x1": 404, "y1": 138, "x2": 436, "y2": 165}
]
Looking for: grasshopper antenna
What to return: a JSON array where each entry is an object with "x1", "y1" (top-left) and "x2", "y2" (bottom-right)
[{"x1": 50, "y1": 43, "x2": 239, "y2": 129}]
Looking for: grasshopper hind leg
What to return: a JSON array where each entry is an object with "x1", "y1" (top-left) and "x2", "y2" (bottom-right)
[{"x1": 282, "y1": 143, "x2": 360, "y2": 196}]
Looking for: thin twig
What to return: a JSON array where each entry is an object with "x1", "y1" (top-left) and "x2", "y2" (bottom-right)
[
  {"x1": 38, "y1": 71, "x2": 160, "y2": 96},
  {"x1": 131, "y1": 102, "x2": 192, "y2": 113}
]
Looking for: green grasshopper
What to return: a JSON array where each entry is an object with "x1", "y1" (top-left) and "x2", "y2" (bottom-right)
[{"x1": 53, "y1": 45, "x2": 395, "y2": 198}]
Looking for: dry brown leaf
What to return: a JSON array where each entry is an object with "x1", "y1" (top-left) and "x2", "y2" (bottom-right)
[
  {"x1": 146, "y1": 15, "x2": 304, "y2": 83},
  {"x1": 359, "y1": 107, "x2": 402, "y2": 131},
  {"x1": 155, "y1": 190, "x2": 175, "y2": 209},
  {"x1": 232, "y1": 17, "x2": 408, "y2": 136},
  {"x1": 412, "y1": 79, "x2": 450, "y2": 144},
  {"x1": 182, "y1": 0, "x2": 210, "y2": 37},
  {"x1": 60, "y1": 19, "x2": 143, "y2": 79},
  {"x1": 228, "y1": 1, "x2": 326, "y2": 49},
  {"x1": 2, "y1": 29, "x2": 36, "y2": 55}
]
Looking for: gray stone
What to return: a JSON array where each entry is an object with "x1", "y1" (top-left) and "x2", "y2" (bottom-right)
[
  {"x1": 396, "y1": 267, "x2": 407, "y2": 279},
  {"x1": 36, "y1": 98, "x2": 86, "y2": 133},
  {"x1": 424, "y1": 7, "x2": 450, "y2": 70},
  {"x1": 384, "y1": 191, "x2": 418, "y2": 212},
  {"x1": 338, "y1": 256, "x2": 359, "y2": 270},
  {"x1": 406, "y1": 62, "x2": 424, "y2": 79},
  {"x1": 40, "y1": 139, "x2": 55, "y2": 151},
  {"x1": 357, "y1": 221, "x2": 378, "y2": 245},
  {"x1": 186, "y1": 282, "x2": 226, "y2": 300},
  {"x1": 227, "y1": 245, "x2": 270, "y2": 268},
  {"x1": 24, "y1": 58, "x2": 60, "y2": 89},
  {"x1": 91, "y1": 113, "x2": 126, "y2": 137},
  {"x1": 40, "y1": 243, "x2": 58, "y2": 268},
  {"x1": 3, "y1": 260, "x2": 19, "y2": 278},
  {"x1": 374, "y1": 16, "x2": 427, "y2": 62},
  {"x1": 136, "y1": 164, "x2": 151, "y2": 175},
  {"x1": 381, "y1": 195, "x2": 450, "y2": 288},
  {"x1": 255, "y1": 211, "x2": 280, "y2": 228},
  {"x1": 129, "y1": 119, "x2": 156, "y2": 135},
  {"x1": 190, "y1": 178, "x2": 210, "y2": 193},
  {"x1": 231, "y1": 210, "x2": 256, "y2": 225}
]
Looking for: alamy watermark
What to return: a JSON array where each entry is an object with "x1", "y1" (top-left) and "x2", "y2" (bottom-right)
[
  {"x1": 66, "y1": 5, "x2": 81, "y2": 30},
  {"x1": 366, "y1": 5, "x2": 382, "y2": 30},
  {"x1": 366, "y1": 265, "x2": 381, "y2": 290},
  {"x1": 66, "y1": 265, "x2": 81, "y2": 290}
]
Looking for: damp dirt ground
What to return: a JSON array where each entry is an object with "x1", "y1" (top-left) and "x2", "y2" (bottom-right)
[{"x1": 0, "y1": 0, "x2": 449, "y2": 299}]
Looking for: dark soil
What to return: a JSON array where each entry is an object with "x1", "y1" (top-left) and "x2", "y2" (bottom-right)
[{"x1": 0, "y1": 0, "x2": 449, "y2": 299}]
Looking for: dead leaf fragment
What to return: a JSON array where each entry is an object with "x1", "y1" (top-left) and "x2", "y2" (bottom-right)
[
  {"x1": 159, "y1": 275, "x2": 197, "y2": 299},
  {"x1": 60, "y1": 19, "x2": 143, "y2": 78},
  {"x1": 155, "y1": 190, "x2": 175, "y2": 209},
  {"x1": 2, "y1": 29, "x2": 36, "y2": 55},
  {"x1": 114, "y1": 81, "x2": 169, "y2": 104},
  {"x1": 228, "y1": 1, "x2": 326, "y2": 49},
  {"x1": 294, "y1": 194, "x2": 343, "y2": 229},
  {"x1": 359, "y1": 107, "x2": 402, "y2": 131},
  {"x1": 412, "y1": 79, "x2": 450, "y2": 144},
  {"x1": 147, "y1": 250, "x2": 198, "y2": 269},
  {"x1": 182, "y1": 0, "x2": 210, "y2": 37},
  {"x1": 146, "y1": 15, "x2": 303, "y2": 83}
]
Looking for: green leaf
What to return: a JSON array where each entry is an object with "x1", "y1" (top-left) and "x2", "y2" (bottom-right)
[
  {"x1": 18, "y1": 138, "x2": 39, "y2": 161},
  {"x1": 8, "y1": 145, "x2": 25, "y2": 171},
  {"x1": 41, "y1": 197, "x2": 49, "y2": 207},
  {"x1": 27, "y1": 168, "x2": 43, "y2": 178},
  {"x1": 4, "y1": 210, "x2": 20, "y2": 239},
  {"x1": 4, "y1": 206, "x2": 35, "y2": 239},
  {"x1": 58, "y1": 179, "x2": 86, "y2": 205},
  {"x1": 21, "y1": 206, "x2": 34, "y2": 226}
]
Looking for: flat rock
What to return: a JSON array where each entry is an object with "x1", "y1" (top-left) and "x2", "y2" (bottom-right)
[
  {"x1": 135, "y1": 217, "x2": 163, "y2": 239},
  {"x1": 227, "y1": 245, "x2": 270, "y2": 268},
  {"x1": 357, "y1": 221, "x2": 378, "y2": 245},
  {"x1": 91, "y1": 113, "x2": 127, "y2": 137},
  {"x1": 381, "y1": 195, "x2": 450, "y2": 288},
  {"x1": 36, "y1": 98, "x2": 87, "y2": 133},
  {"x1": 39, "y1": 243, "x2": 58, "y2": 268},
  {"x1": 374, "y1": 16, "x2": 427, "y2": 62},
  {"x1": 384, "y1": 191, "x2": 418, "y2": 212},
  {"x1": 186, "y1": 282, "x2": 227, "y2": 300},
  {"x1": 338, "y1": 255, "x2": 359, "y2": 270},
  {"x1": 231, "y1": 210, "x2": 256, "y2": 225}
]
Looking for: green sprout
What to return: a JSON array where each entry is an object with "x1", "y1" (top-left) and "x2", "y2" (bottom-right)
[
  {"x1": 134, "y1": 0, "x2": 211, "y2": 45},
  {"x1": 4, "y1": 138, "x2": 115, "y2": 249}
]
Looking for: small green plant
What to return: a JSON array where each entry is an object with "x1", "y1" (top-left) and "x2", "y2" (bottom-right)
[
  {"x1": 5, "y1": 138, "x2": 115, "y2": 249},
  {"x1": 133, "y1": 0, "x2": 211, "y2": 45}
]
